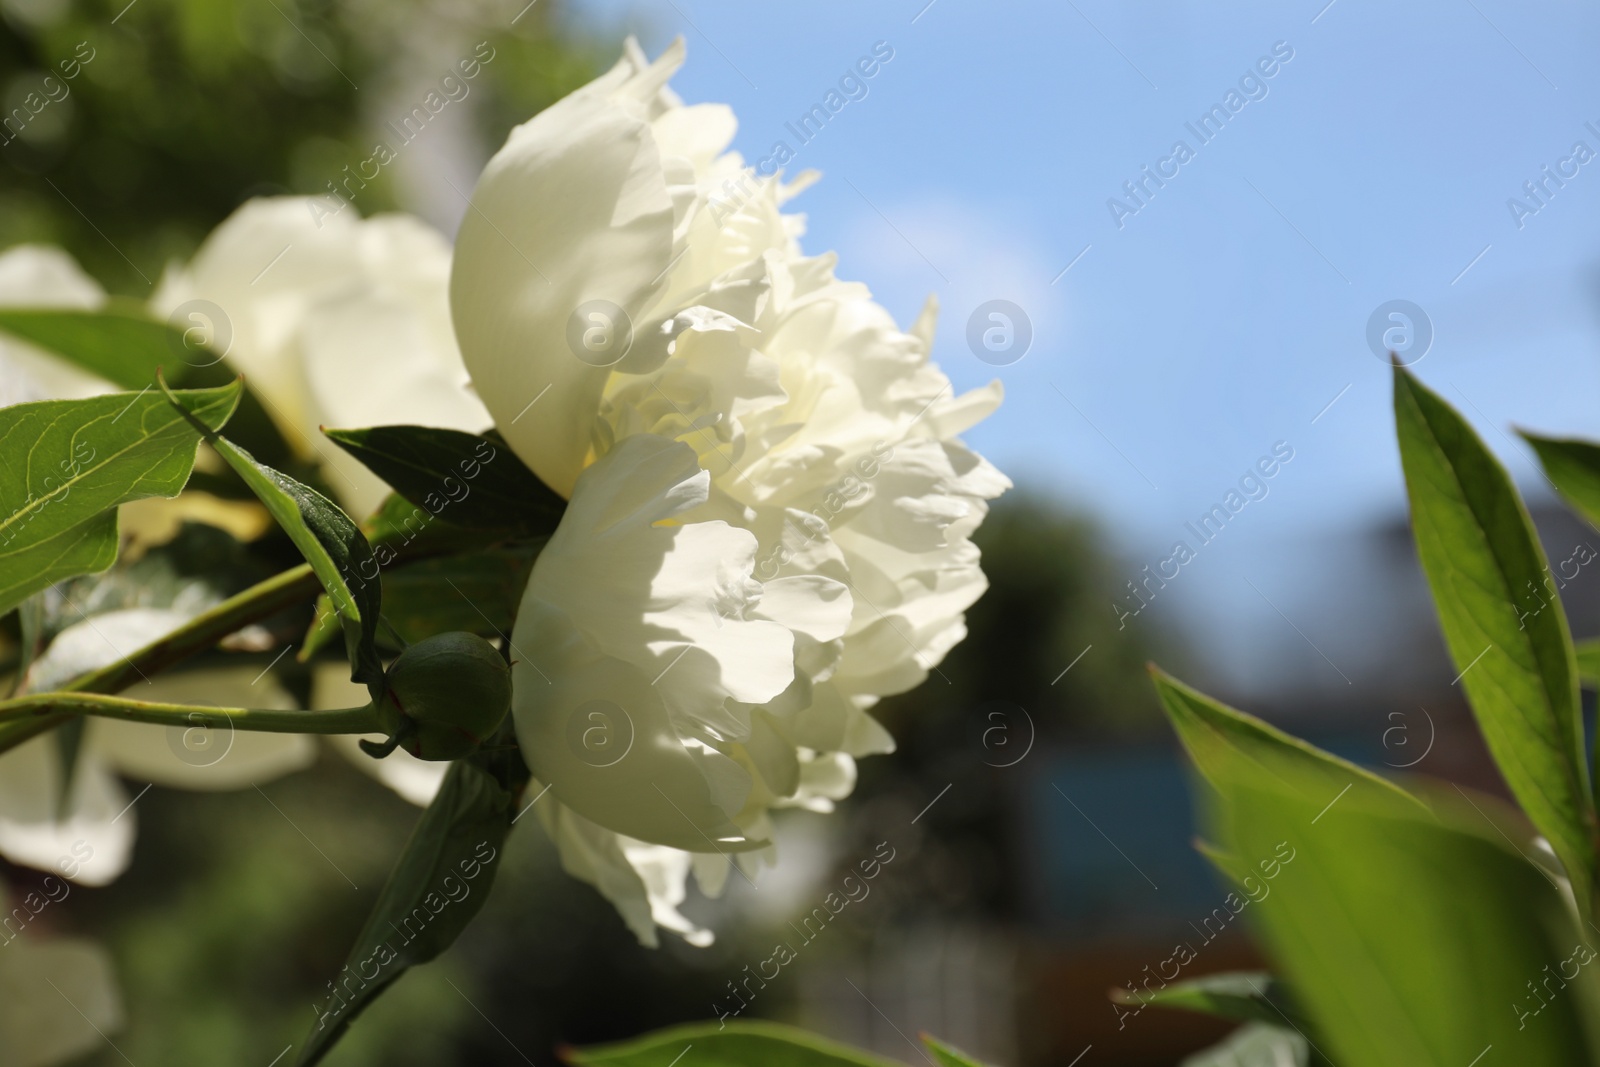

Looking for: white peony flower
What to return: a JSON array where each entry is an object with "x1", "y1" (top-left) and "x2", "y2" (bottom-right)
[
  {"x1": 451, "y1": 39, "x2": 1007, "y2": 944},
  {"x1": 150, "y1": 197, "x2": 493, "y2": 515}
]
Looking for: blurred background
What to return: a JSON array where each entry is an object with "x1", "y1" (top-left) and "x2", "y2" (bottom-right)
[{"x1": 5, "y1": 0, "x2": 1600, "y2": 1063}]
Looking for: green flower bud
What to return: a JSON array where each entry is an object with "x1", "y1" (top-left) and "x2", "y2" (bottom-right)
[{"x1": 373, "y1": 632, "x2": 511, "y2": 761}]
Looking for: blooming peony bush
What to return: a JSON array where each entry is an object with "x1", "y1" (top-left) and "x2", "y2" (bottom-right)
[{"x1": 0, "y1": 36, "x2": 1004, "y2": 1064}]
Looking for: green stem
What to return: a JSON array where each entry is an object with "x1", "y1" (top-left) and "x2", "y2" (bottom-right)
[
  {"x1": 0, "y1": 692, "x2": 382, "y2": 734},
  {"x1": 0, "y1": 563, "x2": 320, "y2": 755},
  {"x1": 71, "y1": 563, "x2": 320, "y2": 696}
]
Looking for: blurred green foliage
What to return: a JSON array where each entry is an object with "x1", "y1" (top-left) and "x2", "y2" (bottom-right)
[{"x1": 0, "y1": 0, "x2": 605, "y2": 294}]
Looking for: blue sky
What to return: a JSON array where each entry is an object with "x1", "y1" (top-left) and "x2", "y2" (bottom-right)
[{"x1": 556, "y1": 0, "x2": 1600, "y2": 688}]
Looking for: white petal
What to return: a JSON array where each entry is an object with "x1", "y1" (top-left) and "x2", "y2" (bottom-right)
[
  {"x1": 841, "y1": 698, "x2": 896, "y2": 757},
  {"x1": 528, "y1": 434, "x2": 796, "y2": 720},
  {"x1": 0, "y1": 737, "x2": 132, "y2": 887},
  {"x1": 23, "y1": 608, "x2": 191, "y2": 693},
  {"x1": 452, "y1": 49, "x2": 682, "y2": 496},
  {"x1": 538, "y1": 801, "x2": 656, "y2": 947},
  {"x1": 741, "y1": 710, "x2": 800, "y2": 798},
  {"x1": 756, "y1": 575, "x2": 851, "y2": 643},
  {"x1": 619, "y1": 839, "x2": 714, "y2": 947},
  {"x1": 780, "y1": 751, "x2": 857, "y2": 813},
  {"x1": 152, "y1": 198, "x2": 365, "y2": 443},
  {"x1": 927, "y1": 381, "x2": 1004, "y2": 438},
  {"x1": 0, "y1": 245, "x2": 104, "y2": 307},
  {"x1": 536, "y1": 797, "x2": 715, "y2": 948},
  {"x1": 152, "y1": 199, "x2": 484, "y2": 509},
  {"x1": 301, "y1": 286, "x2": 491, "y2": 515},
  {"x1": 691, "y1": 849, "x2": 732, "y2": 899},
  {"x1": 512, "y1": 605, "x2": 755, "y2": 850}
]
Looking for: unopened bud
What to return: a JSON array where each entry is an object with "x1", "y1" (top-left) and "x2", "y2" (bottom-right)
[{"x1": 371, "y1": 632, "x2": 511, "y2": 761}]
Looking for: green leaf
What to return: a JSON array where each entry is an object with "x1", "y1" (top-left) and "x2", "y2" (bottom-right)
[
  {"x1": 1181, "y1": 1024, "x2": 1311, "y2": 1067},
  {"x1": 0, "y1": 302, "x2": 204, "y2": 390},
  {"x1": 1113, "y1": 971, "x2": 1301, "y2": 1029},
  {"x1": 1195, "y1": 836, "x2": 1266, "y2": 884},
  {"x1": 1393, "y1": 367, "x2": 1595, "y2": 910},
  {"x1": 1217, "y1": 778, "x2": 1600, "y2": 1067},
  {"x1": 213, "y1": 435, "x2": 381, "y2": 689},
  {"x1": 1576, "y1": 638, "x2": 1600, "y2": 687},
  {"x1": 361, "y1": 493, "x2": 528, "y2": 562},
  {"x1": 303, "y1": 546, "x2": 539, "y2": 658},
  {"x1": 11, "y1": 593, "x2": 45, "y2": 698},
  {"x1": 324, "y1": 426, "x2": 565, "y2": 536},
  {"x1": 1523, "y1": 435, "x2": 1600, "y2": 689},
  {"x1": 297, "y1": 496, "x2": 538, "y2": 661},
  {"x1": 564, "y1": 1021, "x2": 904, "y2": 1067},
  {"x1": 295, "y1": 759, "x2": 516, "y2": 1067},
  {"x1": 1149, "y1": 667, "x2": 1418, "y2": 810},
  {"x1": 1520, "y1": 431, "x2": 1600, "y2": 529},
  {"x1": 922, "y1": 1036, "x2": 995, "y2": 1067},
  {"x1": 158, "y1": 380, "x2": 382, "y2": 690},
  {"x1": 0, "y1": 380, "x2": 241, "y2": 616},
  {"x1": 0, "y1": 303, "x2": 292, "y2": 468},
  {"x1": 380, "y1": 545, "x2": 542, "y2": 649}
]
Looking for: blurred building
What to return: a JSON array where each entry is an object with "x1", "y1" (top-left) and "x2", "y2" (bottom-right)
[{"x1": 782, "y1": 500, "x2": 1595, "y2": 1065}]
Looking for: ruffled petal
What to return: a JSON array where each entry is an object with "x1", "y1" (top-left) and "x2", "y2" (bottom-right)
[
  {"x1": 513, "y1": 602, "x2": 756, "y2": 850},
  {"x1": 527, "y1": 434, "x2": 797, "y2": 726},
  {"x1": 536, "y1": 797, "x2": 716, "y2": 948}
]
